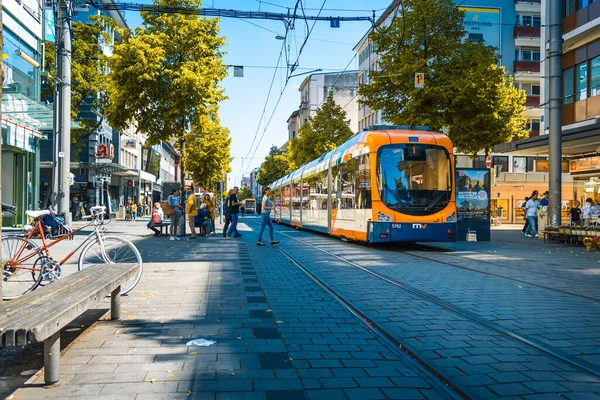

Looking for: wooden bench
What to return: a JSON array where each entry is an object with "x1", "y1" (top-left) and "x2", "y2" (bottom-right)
[{"x1": 0, "y1": 262, "x2": 139, "y2": 385}]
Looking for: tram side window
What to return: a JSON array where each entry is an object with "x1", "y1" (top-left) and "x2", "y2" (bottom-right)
[
  {"x1": 302, "y1": 174, "x2": 313, "y2": 211},
  {"x1": 318, "y1": 169, "x2": 329, "y2": 210},
  {"x1": 335, "y1": 162, "x2": 356, "y2": 210},
  {"x1": 293, "y1": 179, "x2": 301, "y2": 210},
  {"x1": 355, "y1": 154, "x2": 372, "y2": 209}
]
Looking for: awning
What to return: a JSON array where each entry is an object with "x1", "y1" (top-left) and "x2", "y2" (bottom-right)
[{"x1": 2, "y1": 92, "x2": 80, "y2": 131}]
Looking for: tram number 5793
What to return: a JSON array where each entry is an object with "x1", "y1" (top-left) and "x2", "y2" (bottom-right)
[{"x1": 391, "y1": 223, "x2": 402, "y2": 229}]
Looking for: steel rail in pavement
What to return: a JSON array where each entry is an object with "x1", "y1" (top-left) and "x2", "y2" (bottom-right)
[{"x1": 259, "y1": 224, "x2": 600, "y2": 380}]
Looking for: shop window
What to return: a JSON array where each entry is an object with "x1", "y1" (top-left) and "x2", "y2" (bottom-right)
[
  {"x1": 576, "y1": 62, "x2": 588, "y2": 101},
  {"x1": 513, "y1": 156, "x2": 527, "y2": 173},
  {"x1": 473, "y1": 156, "x2": 487, "y2": 169},
  {"x1": 591, "y1": 56, "x2": 600, "y2": 97},
  {"x1": 564, "y1": 67, "x2": 574, "y2": 104},
  {"x1": 493, "y1": 156, "x2": 509, "y2": 174}
]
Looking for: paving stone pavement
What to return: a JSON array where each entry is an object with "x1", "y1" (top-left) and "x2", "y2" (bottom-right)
[
  {"x1": 5, "y1": 218, "x2": 452, "y2": 399},
  {"x1": 242, "y1": 221, "x2": 600, "y2": 400}
]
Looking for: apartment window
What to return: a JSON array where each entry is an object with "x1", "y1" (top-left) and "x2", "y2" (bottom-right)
[
  {"x1": 564, "y1": 67, "x2": 574, "y2": 104},
  {"x1": 531, "y1": 119, "x2": 541, "y2": 133},
  {"x1": 517, "y1": 15, "x2": 541, "y2": 27},
  {"x1": 520, "y1": 83, "x2": 540, "y2": 95},
  {"x1": 513, "y1": 156, "x2": 527, "y2": 173},
  {"x1": 591, "y1": 56, "x2": 600, "y2": 97},
  {"x1": 519, "y1": 48, "x2": 541, "y2": 62},
  {"x1": 576, "y1": 62, "x2": 588, "y2": 101}
]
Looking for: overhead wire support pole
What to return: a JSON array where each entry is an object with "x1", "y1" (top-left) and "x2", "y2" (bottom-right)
[
  {"x1": 57, "y1": 0, "x2": 72, "y2": 224},
  {"x1": 548, "y1": 0, "x2": 562, "y2": 227}
]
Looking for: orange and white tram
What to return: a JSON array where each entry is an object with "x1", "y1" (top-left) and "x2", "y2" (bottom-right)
[{"x1": 269, "y1": 126, "x2": 457, "y2": 243}]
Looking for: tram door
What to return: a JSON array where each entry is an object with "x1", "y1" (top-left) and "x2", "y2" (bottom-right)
[{"x1": 331, "y1": 162, "x2": 356, "y2": 239}]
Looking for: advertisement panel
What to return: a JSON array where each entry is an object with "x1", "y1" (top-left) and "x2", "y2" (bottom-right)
[
  {"x1": 456, "y1": 168, "x2": 490, "y2": 220},
  {"x1": 569, "y1": 157, "x2": 600, "y2": 173},
  {"x1": 460, "y1": 7, "x2": 501, "y2": 52}
]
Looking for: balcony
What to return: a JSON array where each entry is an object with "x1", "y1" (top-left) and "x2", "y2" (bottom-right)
[
  {"x1": 525, "y1": 95, "x2": 540, "y2": 107},
  {"x1": 514, "y1": 60, "x2": 540, "y2": 72},
  {"x1": 514, "y1": 26, "x2": 541, "y2": 38}
]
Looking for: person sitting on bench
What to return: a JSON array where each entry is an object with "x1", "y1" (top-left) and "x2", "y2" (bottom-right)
[{"x1": 194, "y1": 204, "x2": 212, "y2": 236}]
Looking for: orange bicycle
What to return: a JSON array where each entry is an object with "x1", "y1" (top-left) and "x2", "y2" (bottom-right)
[{"x1": 1, "y1": 206, "x2": 143, "y2": 300}]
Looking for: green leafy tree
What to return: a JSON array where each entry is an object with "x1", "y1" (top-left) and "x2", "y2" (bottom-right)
[
  {"x1": 105, "y1": 0, "x2": 228, "y2": 192},
  {"x1": 238, "y1": 186, "x2": 252, "y2": 201},
  {"x1": 359, "y1": 0, "x2": 527, "y2": 153},
  {"x1": 257, "y1": 146, "x2": 289, "y2": 187},
  {"x1": 288, "y1": 92, "x2": 354, "y2": 169},
  {"x1": 185, "y1": 114, "x2": 232, "y2": 190},
  {"x1": 43, "y1": 15, "x2": 117, "y2": 145}
]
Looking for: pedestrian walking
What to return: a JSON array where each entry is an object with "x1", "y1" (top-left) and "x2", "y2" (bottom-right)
[
  {"x1": 130, "y1": 201, "x2": 137, "y2": 222},
  {"x1": 222, "y1": 189, "x2": 233, "y2": 237},
  {"x1": 256, "y1": 187, "x2": 279, "y2": 246},
  {"x1": 583, "y1": 197, "x2": 594, "y2": 226},
  {"x1": 168, "y1": 189, "x2": 183, "y2": 241},
  {"x1": 570, "y1": 200, "x2": 582, "y2": 225},
  {"x1": 226, "y1": 186, "x2": 243, "y2": 238},
  {"x1": 203, "y1": 193, "x2": 216, "y2": 234},
  {"x1": 540, "y1": 191, "x2": 549, "y2": 206},
  {"x1": 147, "y1": 202, "x2": 164, "y2": 236},
  {"x1": 524, "y1": 191, "x2": 539, "y2": 238},
  {"x1": 186, "y1": 187, "x2": 198, "y2": 239}
]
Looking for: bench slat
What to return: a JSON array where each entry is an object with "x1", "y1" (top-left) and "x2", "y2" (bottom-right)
[
  {"x1": 0, "y1": 263, "x2": 137, "y2": 331},
  {"x1": 2, "y1": 263, "x2": 137, "y2": 332},
  {"x1": 0, "y1": 263, "x2": 139, "y2": 347}
]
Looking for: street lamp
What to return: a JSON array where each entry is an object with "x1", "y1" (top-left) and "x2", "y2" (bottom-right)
[{"x1": 275, "y1": 35, "x2": 286, "y2": 40}]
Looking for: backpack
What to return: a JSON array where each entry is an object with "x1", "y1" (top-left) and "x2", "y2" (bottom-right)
[{"x1": 161, "y1": 200, "x2": 175, "y2": 216}]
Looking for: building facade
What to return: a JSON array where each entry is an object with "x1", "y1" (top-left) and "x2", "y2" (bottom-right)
[
  {"x1": 354, "y1": 0, "x2": 542, "y2": 135},
  {"x1": 498, "y1": 0, "x2": 600, "y2": 222},
  {"x1": 295, "y1": 71, "x2": 359, "y2": 134},
  {"x1": 1, "y1": 0, "x2": 46, "y2": 226}
]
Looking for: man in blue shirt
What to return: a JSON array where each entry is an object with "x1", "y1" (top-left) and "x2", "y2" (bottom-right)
[{"x1": 540, "y1": 191, "x2": 549, "y2": 207}]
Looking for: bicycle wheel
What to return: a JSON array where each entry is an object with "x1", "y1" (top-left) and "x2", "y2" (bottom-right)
[
  {"x1": 77, "y1": 235, "x2": 143, "y2": 295},
  {"x1": 1, "y1": 237, "x2": 44, "y2": 300}
]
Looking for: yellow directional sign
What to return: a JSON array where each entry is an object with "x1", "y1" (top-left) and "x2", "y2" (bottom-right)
[{"x1": 415, "y1": 73, "x2": 424, "y2": 88}]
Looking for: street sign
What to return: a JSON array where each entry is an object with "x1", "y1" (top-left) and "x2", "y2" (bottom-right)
[
  {"x1": 485, "y1": 155, "x2": 492, "y2": 168},
  {"x1": 414, "y1": 73, "x2": 424, "y2": 88}
]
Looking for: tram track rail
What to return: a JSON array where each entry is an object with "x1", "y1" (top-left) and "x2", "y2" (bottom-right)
[
  {"x1": 247, "y1": 222, "x2": 600, "y2": 383},
  {"x1": 395, "y1": 244, "x2": 600, "y2": 303}
]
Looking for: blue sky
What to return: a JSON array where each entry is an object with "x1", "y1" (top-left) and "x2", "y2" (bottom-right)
[{"x1": 121, "y1": 0, "x2": 392, "y2": 188}]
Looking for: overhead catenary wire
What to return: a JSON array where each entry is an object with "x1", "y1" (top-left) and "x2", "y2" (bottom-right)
[{"x1": 237, "y1": 38, "x2": 287, "y2": 184}]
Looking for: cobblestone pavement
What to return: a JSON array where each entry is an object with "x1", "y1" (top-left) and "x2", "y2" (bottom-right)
[
  {"x1": 240, "y1": 220, "x2": 600, "y2": 400},
  {"x1": 4, "y1": 218, "x2": 600, "y2": 399},
  {"x1": 4, "y1": 218, "x2": 452, "y2": 399}
]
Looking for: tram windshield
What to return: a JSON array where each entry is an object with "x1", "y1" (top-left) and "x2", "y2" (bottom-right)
[{"x1": 377, "y1": 144, "x2": 452, "y2": 215}]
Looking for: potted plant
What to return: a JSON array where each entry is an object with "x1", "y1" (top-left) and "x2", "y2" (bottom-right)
[{"x1": 584, "y1": 237, "x2": 596, "y2": 251}]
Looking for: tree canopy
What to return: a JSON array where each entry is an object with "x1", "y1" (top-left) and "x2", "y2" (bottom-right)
[
  {"x1": 105, "y1": 0, "x2": 228, "y2": 146},
  {"x1": 238, "y1": 187, "x2": 252, "y2": 201},
  {"x1": 184, "y1": 115, "x2": 232, "y2": 190},
  {"x1": 287, "y1": 91, "x2": 354, "y2": 169},
  {"x1": 43, "y1": 15, "x2": 117, "y2": 145},
  {"x1": 257, "y1": 146, "x2": 290, "y2": 187},
  {"x1": 359, "y1": 0, "x2": 527, "y2": 154}
]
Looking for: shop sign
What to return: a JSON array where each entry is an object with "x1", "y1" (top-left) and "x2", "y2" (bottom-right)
[
  {"x1": 96, "y1": 144, "x2": 115, "y2": 160},
  {"x1": 569, "y1": 157, "x2": 600, "y2": 173},
  {"x1": 122, "y1": 138, "x2": 136, "y2": 149}
]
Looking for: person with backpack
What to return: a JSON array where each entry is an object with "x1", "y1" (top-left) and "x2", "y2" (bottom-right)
[
  {"x1": 147, "y1": 202, "x2": 164, "y2": 236},
  {"x1": 167, "y1": 189, "x2": 183, "y2": 241}
]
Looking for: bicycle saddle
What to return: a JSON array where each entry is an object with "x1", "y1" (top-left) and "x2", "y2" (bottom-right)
[{"x1": 26, "y1": 210, "x2": 51, "y2": 219}]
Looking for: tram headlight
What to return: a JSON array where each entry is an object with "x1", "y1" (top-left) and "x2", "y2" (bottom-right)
[{"x1": 446, "y1": 213, "x2": 457, "y2": 223}]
